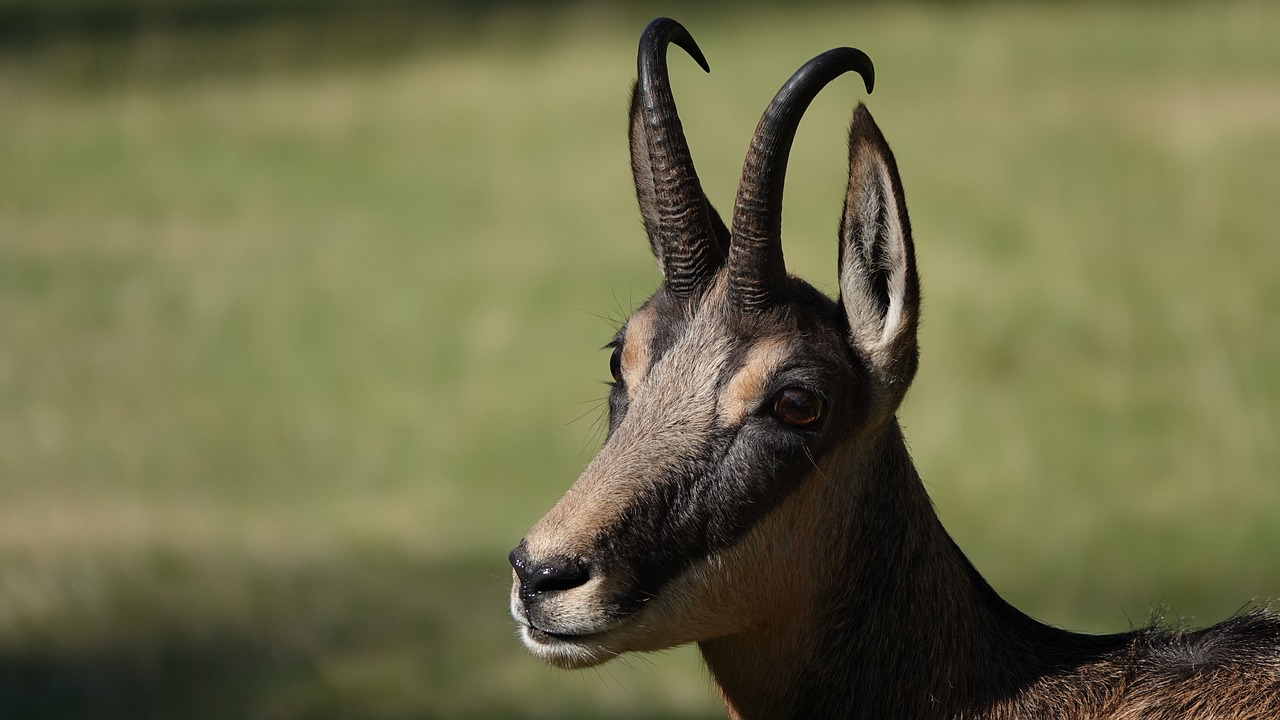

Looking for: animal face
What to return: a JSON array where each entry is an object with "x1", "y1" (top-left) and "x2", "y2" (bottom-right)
[
  {"x1": 510, "y1": 19, "x2": 917, "y2": 669},
  {"x1": 512, "y1": 278, "x2": 864, "y2": 666}
]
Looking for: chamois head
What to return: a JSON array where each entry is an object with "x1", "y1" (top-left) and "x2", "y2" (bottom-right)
[{"x1": 509, "y1": 18, "x2": 917, "y2": 669}]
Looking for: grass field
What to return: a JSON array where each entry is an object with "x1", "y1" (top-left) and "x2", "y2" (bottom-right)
[{"x1": 1, "y1": 1, "x2": 1278, "y2": 717}]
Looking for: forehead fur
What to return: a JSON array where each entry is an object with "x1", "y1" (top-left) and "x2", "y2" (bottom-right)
[{"x1": 634, "y1": 273, "x2": 845, "y2": 358}]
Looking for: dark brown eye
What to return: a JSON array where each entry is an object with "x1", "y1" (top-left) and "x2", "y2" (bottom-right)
[
  {"x1": 609, "y1": 344, "x2": 623, "y2": 383},
  {"x1": 772, "y1": 388, "x2": 823, "y2": 427}
]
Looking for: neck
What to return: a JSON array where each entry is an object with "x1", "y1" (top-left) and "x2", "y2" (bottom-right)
[{"x1": 698, "y1": 420, "x2": 1117, "y2": 720}]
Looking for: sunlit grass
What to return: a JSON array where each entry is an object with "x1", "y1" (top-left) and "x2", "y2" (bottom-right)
[{"x1": 0, "y1": 1, "x2": 1277, "y2": 717}]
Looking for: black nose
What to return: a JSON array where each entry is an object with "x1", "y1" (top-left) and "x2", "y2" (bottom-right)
[{"x1": 509, "y1": 544, "x2": 590, "y2": 604}]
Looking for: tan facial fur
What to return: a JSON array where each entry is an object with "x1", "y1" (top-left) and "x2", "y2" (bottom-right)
[{"x1": 718, "y1": 334, "x2": 795, "y2": 426}]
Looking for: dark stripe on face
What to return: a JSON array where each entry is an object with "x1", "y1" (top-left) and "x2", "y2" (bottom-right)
[
  {"x1": 597, "y1": 410, "x2": 827, "y2": 615},
  {"x1": 644, "y1": 291, "x2": 687, "y2": 377}
]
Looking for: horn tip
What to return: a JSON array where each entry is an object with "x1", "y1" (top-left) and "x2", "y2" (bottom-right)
[
  {"x1": 642, "y1": 16, "x2": 711, "y2": 74},
  {"x1": 842, "y1": 47, "x2": 875, "y2": 94},
  {"x1": 673, "y1": 26, "x2": 711, "y2": 74}
]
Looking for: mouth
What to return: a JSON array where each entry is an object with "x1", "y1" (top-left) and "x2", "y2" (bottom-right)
[
  {"x1": 523, "y1": 624, "x2": 591, "y2": 645},
  {"x1": 514, "y1": 615, "x2": 629, "y2": 669},
  {"x1": 508, "y1": 573, "x2": 648, "y2": 668},
  {"x1": 518, "y1": 616, "x2": 612, "y2": 645}
]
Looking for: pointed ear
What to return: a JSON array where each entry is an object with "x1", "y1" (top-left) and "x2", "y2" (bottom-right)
[
  {"x1": 628, "y1": 83, "x2": 730, "y2": 270},
  {"x1": 837, "y1": 104, "x2": 920, "y2": 403}
]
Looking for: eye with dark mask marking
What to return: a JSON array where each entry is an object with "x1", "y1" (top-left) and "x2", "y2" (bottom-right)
[
  {"x1": 608, "y1": 342, "x2": 624, "y2": 384},
  {"x1": 604, "y1": 341, "x2": 629, "y2": 437},
  {"x1": 771, "y1": 387, "x2": 824, "y2": 428}
]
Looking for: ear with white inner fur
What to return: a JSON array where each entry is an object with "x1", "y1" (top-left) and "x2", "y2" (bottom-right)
[{"x1": 837, "y1": 103, "x2": 920, "y2": 404}]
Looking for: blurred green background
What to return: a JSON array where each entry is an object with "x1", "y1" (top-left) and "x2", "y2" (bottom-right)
[{"x1": 1, "y1": 1, "x2": 1278, "y2": 717}]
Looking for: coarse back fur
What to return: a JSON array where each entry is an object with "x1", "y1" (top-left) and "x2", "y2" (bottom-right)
[{"x1": 508, "y1": 18, "x2": 1280, "y2": 719}]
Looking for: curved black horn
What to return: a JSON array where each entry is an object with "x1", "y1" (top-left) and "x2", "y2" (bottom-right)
[
  {"x1": 633, "y1": 17, "x2": 724, "y2": 297},
  {"x1": 727, "y1": 47, "x2": 874, "y2": 311}
]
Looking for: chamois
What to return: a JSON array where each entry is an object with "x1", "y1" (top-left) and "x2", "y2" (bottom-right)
[{"x1": 509, "y1": 18, "x2": 1280, "y2": 720}]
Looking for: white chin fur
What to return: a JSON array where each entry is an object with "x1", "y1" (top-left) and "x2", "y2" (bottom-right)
[{"x1": 516, "y1": 623, "x2": 618, "y2": 669}]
